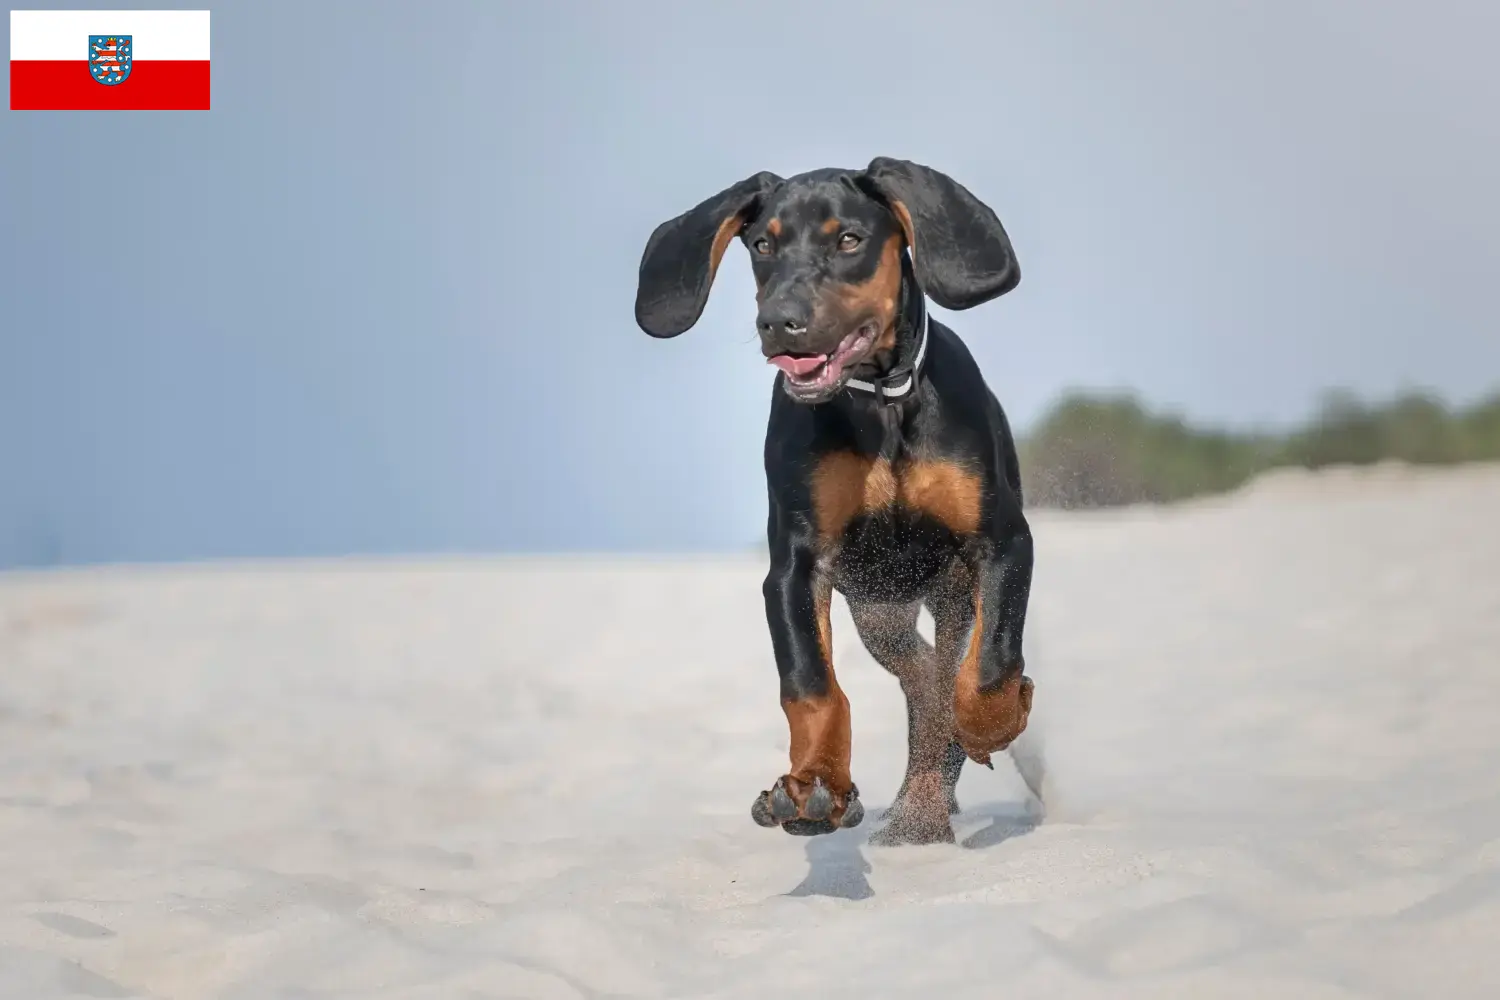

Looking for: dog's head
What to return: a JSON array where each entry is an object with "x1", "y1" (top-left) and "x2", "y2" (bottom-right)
[{"x1": 634, "y1": 157, "x2": 1020, "y2": 403}]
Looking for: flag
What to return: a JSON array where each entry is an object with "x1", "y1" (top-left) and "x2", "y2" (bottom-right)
[{"x1": 10, "y1": 9, "x2": 210, "y2": 110}]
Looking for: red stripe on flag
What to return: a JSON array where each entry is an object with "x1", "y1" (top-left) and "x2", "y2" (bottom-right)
[{"x1": 10, "y1": 60, "x2": 211, "y2": 110}]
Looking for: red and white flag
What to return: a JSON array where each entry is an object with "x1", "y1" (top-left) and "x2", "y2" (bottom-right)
[{"x1": 10, "y1": 9, "x2": 210, "y2": 110}]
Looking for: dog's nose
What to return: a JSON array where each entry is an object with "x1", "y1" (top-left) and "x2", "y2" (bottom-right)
[{"x1": 756, "y1": 301, "x2": 811, "y2": 338}]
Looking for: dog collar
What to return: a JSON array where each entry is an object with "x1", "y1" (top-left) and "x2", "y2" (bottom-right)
[{"x1": 844, "y1": 290, "x2": 928, "y2": 404}]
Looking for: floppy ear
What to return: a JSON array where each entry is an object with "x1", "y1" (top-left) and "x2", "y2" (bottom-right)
[
  {"x1": 634, "y1": 171, "x2": 783, "y2": 338},
  {"x1": 858, "y1": 157, "x2": 1020, "y2": 311}
]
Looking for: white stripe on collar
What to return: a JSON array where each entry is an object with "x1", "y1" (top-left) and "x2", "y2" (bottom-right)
[{"x1": 844, "y1": 296, "x2": 928, "y2": 400}]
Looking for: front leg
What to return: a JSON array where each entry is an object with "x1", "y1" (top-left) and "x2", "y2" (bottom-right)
[
  {"x1": 945, "y1": 527, "x2": 1036, "y2": 767},
  {"x1": 750, "y1": 539, "x2": 864, "y2": 836}
]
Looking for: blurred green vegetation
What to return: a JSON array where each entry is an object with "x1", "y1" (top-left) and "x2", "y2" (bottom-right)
[{"x1": 1019, "y1": 388, "x2": 1500, "y2": 509}]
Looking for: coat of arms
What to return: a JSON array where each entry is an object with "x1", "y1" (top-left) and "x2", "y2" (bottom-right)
[{"x1": 89, "y1": 35, "x2": 133, "y2": 86}]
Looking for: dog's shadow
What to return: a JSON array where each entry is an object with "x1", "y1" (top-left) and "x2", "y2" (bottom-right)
[
  {"x1": 784, "y1": 797, "x2": 1042, "y2": 900},
  {"x1": 959, "y1": 799, "x2": 1043, "y2": 850},
  {"x1": 785, "y1": 826, "x2": 876, "y2": 900}
]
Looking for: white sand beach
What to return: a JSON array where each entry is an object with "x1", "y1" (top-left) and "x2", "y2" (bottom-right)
[{"x1": 3, "y1": 462, "x2": 1499, "y2": 999}]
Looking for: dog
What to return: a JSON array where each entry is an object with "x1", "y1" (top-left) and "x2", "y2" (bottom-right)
[{"x1": 634, "y1": 157, "x2": 1034, "y2": 845}]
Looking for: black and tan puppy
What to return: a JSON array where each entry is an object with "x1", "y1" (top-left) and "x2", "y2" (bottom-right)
[{"x1": 634, "y1": 158, "x2": 1034, "y2": 845}]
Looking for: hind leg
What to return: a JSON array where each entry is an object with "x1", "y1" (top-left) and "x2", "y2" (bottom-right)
[
  {"x1": 848, "y1": 600, "x2": 966, "y2": 845},
  {"x1": 935, "y1": 530, "x2": 1035, "y2": 768}
]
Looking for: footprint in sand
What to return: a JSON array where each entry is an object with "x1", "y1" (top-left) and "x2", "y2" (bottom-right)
[
  {"x1": 32, "y1": 912, "x2": 116, "y2": 939},
  {"x1": 1038, "y1": 894, "x2": 1289, "y2": 978},
  {"x1": 0, "y1": 948, "x2": 133, "y2": 998}
]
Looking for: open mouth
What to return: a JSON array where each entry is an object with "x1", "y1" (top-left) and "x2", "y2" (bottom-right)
[{"x1": 766, "y1": 323, "x2": 879, "y2": 397}]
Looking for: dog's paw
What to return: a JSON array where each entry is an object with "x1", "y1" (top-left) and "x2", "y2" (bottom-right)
[
  {"x1": 750, "y1": 776, "x2": 863, "y2": 836},
  {"x1": 868, "y1": 774, "x2": 955, "y2": 846},
  {"x1": 868, "y1": 812, "x2": 956, "y2": 846},
  {"x1": 955, "y1": 674, "x2": 1034, "y2": 767}
]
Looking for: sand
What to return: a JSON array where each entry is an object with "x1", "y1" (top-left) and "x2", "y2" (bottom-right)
[{"x1": 2, "y1": 462, "x2": 1499, "y2": 999}]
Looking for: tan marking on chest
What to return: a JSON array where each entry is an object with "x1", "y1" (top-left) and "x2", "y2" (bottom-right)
[
  {"x1": 900, "y1": 460, "x2": 983, "y2": 535},
  {"x1": 811, "y1": 453, "x2": 983, "y2": 543}
]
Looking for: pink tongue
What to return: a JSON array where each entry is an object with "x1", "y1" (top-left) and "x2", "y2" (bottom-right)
[{"x1": 768, "y1": 354, "x2": 828, "y2": 376}]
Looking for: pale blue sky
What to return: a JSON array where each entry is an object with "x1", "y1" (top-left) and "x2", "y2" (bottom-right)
[{"x1": 4, "y1": 0, "x2": 1499, "y2": 568}]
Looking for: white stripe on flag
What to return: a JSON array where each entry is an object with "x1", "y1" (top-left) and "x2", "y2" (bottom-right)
[{"x1": 10, "y1": 10, "x2": 210, "y2": 61}]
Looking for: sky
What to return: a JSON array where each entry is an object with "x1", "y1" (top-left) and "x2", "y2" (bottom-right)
[{"x1": 3, "y1": 0, "x2": 1499, "y2": 568}]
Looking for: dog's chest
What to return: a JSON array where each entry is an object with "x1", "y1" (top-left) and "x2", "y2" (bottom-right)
[{"x1": 809, "y1": 451, "x2": 981, "y2": 600}]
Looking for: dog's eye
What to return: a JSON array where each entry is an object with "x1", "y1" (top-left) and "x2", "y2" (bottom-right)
[
  {"x1": 752, "y1": 237, "x2": 772, "y2": 255},
  {"x1": 838, "y1": 232, "x2": 863, "y2": 252}
]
